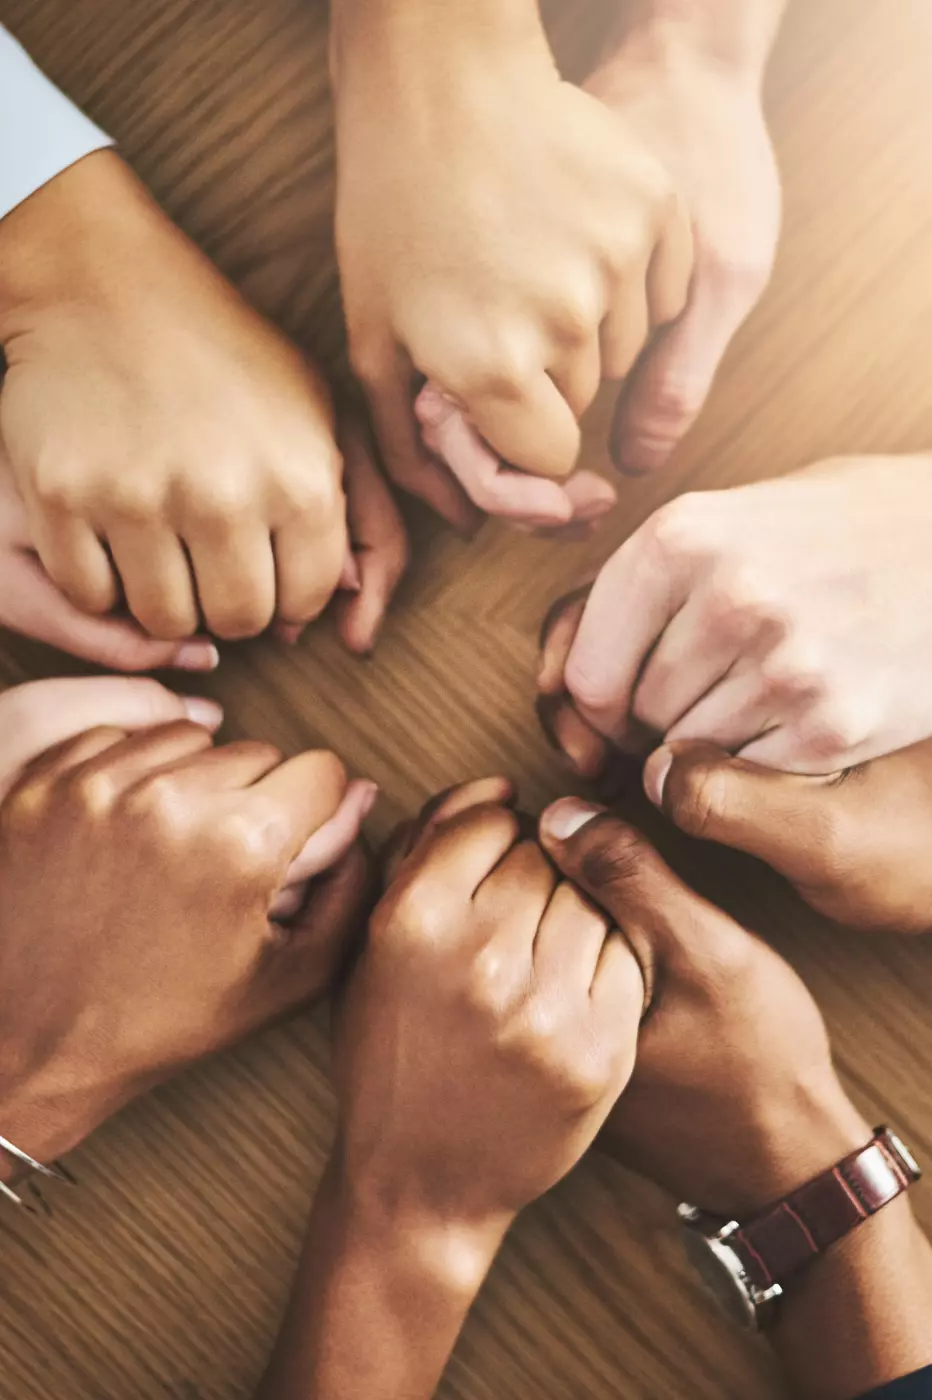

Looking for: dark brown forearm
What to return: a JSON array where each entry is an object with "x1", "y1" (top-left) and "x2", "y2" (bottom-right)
[{"x1": 771, "y1": 1196, "x2": 932, "y2": 1399}]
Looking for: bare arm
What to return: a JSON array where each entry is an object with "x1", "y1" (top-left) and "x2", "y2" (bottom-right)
[
  {"x1": 608, "y1": 0, "x2": 787, "y2": 77},
  {"x1": 771, "y1": 1195, "x2": 932, "y2": 1399},
  {"x1": 257, "y1": 1167, "x2": 502, "y2": 1400}
]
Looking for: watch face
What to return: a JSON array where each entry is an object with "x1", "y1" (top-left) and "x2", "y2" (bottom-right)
[{"x1": 680, "y1": 1225, "x2": 758, "y2": 1330}]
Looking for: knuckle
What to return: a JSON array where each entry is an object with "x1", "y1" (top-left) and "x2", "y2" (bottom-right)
[
  {"x1": 794, "y1": 704, "x2": 866, "y2": 766},
  {"x1": 382, "y1": 880, "x2": 452, "y2": 956},
  {"x1": 206, "y1": 594, "x2": 275, "y2": 641},
  {"x1": 706, "y1": 565, "x2": 787, "y2": 638},
  {"x1": 280, "y1": 463, "x2": 342, "y2": 523},
  {"x1": 550, "y1": 288, "x2": 599, "y2": 348},
  {"x1": 348, "y1": 335, "x2": 391, "y2": 390},
  {"x1": 466, "y1": 943, "x2": 517, "y2": 1018},
  {"x1": 758, "y1": 647, "x2": 825, "y2": 704},
  {"x1": 670, "y1": 761, "x2": 730, "y2": 840},
  {"x1": 640, "y1": 378, "x2": 707, "y2": 433},
  {"x1": 30, "y1": 456, "x2": 87, "y2": 514},
  {"x1": 214, "y1": 807, "x2": 278, "y2": 874},
  {"x1": 63, "y1": 766, "x2": 121, "y2": 819},
  {"x1": 645, "y1": 494, "x2": 714, "y2": 565},
  {"x1": 457, "y1": 336, "x2": 536, "y2": 404},
  {"x1": 565, "y1": 659, "x2": 615, "y2": 714},
  {"x1": 108, "y1": 475, "x2": 165, "y2": 524},
  {"x1": 578, "y1": 822, "x2": 650, "y2": 896}
]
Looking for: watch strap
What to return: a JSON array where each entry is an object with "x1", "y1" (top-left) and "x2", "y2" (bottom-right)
[{"x1": 731, "y1": 1127, "x2": 920, "y2": 1293}]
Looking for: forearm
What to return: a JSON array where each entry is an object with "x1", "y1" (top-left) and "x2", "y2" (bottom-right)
[
  {"x1": 329, "y1": 0, "x2": 550, "y2": 87},
  {"x1": 256, "y1": 1162, "x2": 504, "y2": 1400},
  {"x1": 771, "y1": 1196, "x2": 932, "y2": 1399},
  {"x1": 603, "y1": 0, "x2": 786, "y2": 80}
]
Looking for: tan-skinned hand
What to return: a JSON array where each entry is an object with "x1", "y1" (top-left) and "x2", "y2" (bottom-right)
[
  {"x1": 333, "y1": 784, "x2": 644, "y2": 1234},
  {"x1": 644, "y1": 738, "x2": 932, "y2": 937},
  {"x1": 0, "y1": 150, "x2": 347, "y2": 643},
  {"x1": 0, "y1": 678, "x2": 377, "y2": 1171},
  {"x1": 331, "y1": 2, "x2": 692, "y2": 530}
]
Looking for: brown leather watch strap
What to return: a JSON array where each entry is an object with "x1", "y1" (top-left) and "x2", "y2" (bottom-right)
[{"x1": 731, "y1": 1128, "x2": 920, "y2": 1293}]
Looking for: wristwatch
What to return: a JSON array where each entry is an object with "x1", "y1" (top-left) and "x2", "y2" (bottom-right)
[{"x1": 678, "y1": 1126, "x2": 921, "y2": 1332}]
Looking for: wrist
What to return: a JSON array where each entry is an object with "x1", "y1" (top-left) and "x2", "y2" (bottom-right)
[
  {"x1": 329, "y1": 0, "x2": 552, "y2": 98},
  {"x1": 0, "y1": 150, "x2": 152, "y2": 340},
  {"x1": 325, "y1": 1158, "x2": 511, "y2": 1302},
  {"x1": 690, "y1": 1087, "x2": 873, "y2": 1220},
  {"x1": 598, "y1": 0, "x2": 784, "y2": 87}
]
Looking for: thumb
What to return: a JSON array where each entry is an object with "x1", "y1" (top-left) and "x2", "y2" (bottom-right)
[
  {"x1": 5, "y1": 552, "x2": 219, "y2": 673},
  {"x1": 539, "y1": 797, "x2": 701, "y2": 997},
  {"x1": 0, "y1": 676, "x2": 223, "y2": 801},
  {"x1": 644, "y1": 740, "x2": 829, "y2": 885},
  {"x1": 611, "y1": 278, "x2": 746, "y2": 476}
]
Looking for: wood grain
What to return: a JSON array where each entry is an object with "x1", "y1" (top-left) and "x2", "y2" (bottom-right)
[{"x1": 1, "y1": 1, "x2": 931, "y2": 1396}]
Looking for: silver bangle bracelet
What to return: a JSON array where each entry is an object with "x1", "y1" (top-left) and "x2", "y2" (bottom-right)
[{"x1": 0, "y1": 1133, "x2": 71, "y2": 1210}]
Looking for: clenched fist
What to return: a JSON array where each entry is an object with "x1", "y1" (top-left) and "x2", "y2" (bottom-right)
[{"x1": 0, "y1": 151, "x2": 346, "y2": 642}]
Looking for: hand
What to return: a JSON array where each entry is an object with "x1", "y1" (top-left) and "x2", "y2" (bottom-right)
[
  {"x1": 0, "y1": 150, "x2": 346, "y2": 642},
  {"x1": 0, "y1": 701, "x2": 375, "y2": 1169},
  {"x1": 333, "y1": 793, "x2": 644, "y2": 1234},
  {"x1": 538, "y1": 797, "x2": 869, "y2": 1217},
  {"x1": 332, "y1": 1, "x2": 692, "y2": 527},
  {"x1": 414, "y1": 382, "x2": 617, "y2": 534},
  {"x1": 0, "y1": 445, "x2": 219, "y2": 671},
  {"x1": 643, "y1": 738, "x2": 932, "y2": 936},
  {"x1": 273, "y1": 414, "x2": 409, "y2": 655},
  {"x1": 333, "y1": 416, "x2": 409, "y2": 655},
  {"x1": 552, "y1": 456, "x2": 932, "y2": 773},
  {"x1": 585, "y1": 25, "x2": 780, "y2": 472}
]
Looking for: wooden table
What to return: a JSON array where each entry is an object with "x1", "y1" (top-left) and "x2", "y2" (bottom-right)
[{"x1": 1, "y1": 1, "x2": 932, "y2": 1395}]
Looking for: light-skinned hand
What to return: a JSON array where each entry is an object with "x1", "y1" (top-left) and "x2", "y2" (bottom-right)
[
  {"x1": 0, "y1": 445, "x2": 219, "y2": 672},
  {"x1": 331, "y1": 0, "x2": 691, "y2": 529},
  {"x1": 0, "y1": 150, "x2": 347, "y2": 643},
  {"x1": 585, "y1": 22, "x2": 780, "y2": 473},
  {"x1": 543, "y1": 456, "x2": 932, "y2": 774}
]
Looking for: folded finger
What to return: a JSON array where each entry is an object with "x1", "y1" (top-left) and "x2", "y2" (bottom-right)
[{"x1": 107, "y1": 524, "x2": 199, "y2": 639}]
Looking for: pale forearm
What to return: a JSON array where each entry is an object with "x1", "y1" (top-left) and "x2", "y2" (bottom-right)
[
  {"x1": 771, "y1": 1196, "x2": 932, "y2": 1399},
  {"x1": 257, "y1": 1164, "x2": 502, "y2": 1400},
  {"x1": 604, "y1": 0, "x2": 786, "y2": 79}
]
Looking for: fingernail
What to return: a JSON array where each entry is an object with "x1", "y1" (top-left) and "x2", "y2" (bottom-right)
[
  {"x1": 573, "y1": 495, "x2": 616, "y2": 523},
  {"x1": 643, "y1": 746, "x2": 673, "y2": 808},
  {"x1": 359, "y1": 781, "x2": 379, "y2": 819},
  {"x1": 277, "y1": 623, "x2": 304, "y2": 646},
  {"x1": 541, "y1": 797, "x2": 605, "y2": 841},
  {"x1": 172, "y1": 640, "x2": 220, "y2": 672},
  {"x1": 182, "y1": 696, "x2": 224, "y2": 730}
]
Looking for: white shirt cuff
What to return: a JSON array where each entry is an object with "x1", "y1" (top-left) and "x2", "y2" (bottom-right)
[{"x1": 0, "y1": 25, "x2": 113, "y2": 223}]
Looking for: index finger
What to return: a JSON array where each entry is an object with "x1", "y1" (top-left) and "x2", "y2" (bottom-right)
[
  {"x1": 565, "y1": 520, "x2": 687, "y2": 744},
  {"x1": 389, "y1": 803, "x2": 522, "y2": 907}
]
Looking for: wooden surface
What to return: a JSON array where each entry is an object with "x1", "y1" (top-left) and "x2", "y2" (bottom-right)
[{"x1": 1, "y1": 1, "x2": 932, "y2": 1395}]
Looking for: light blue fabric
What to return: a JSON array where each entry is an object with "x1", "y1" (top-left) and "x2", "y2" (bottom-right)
[{"x1": 0, "y1": 25, "x2": 112, "y2": 222}]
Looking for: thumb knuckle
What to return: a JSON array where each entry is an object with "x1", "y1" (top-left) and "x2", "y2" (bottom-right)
[
  {"x1": 667, "y1": 758, "x2": 729, "y2": 839},
  {"x1": 576, "y1": 819, "x2": 649, "y2": 894}
]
